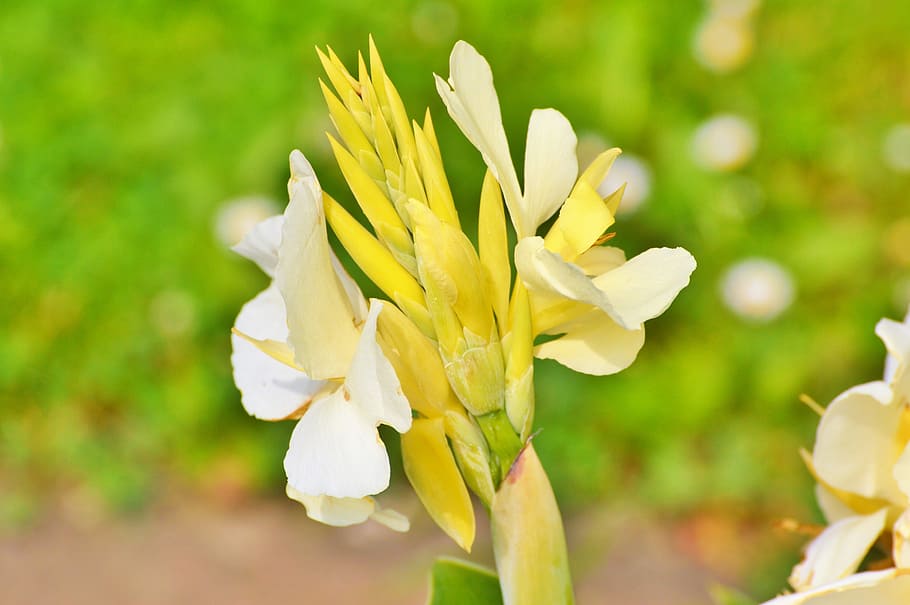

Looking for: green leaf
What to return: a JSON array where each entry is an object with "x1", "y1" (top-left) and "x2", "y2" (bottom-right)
[{"x1": 427, "y1": 557, "x2": 504, "y2": 605}]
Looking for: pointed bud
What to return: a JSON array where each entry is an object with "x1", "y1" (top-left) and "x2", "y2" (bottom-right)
[
  {"x1": 444, "y1": 410, "x2": 496, "y2": 506},
  {"x1": 491, "y1": 443, "x2": 574, "y2": 605}
]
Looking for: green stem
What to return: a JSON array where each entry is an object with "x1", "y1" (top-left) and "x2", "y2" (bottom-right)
[{"x1": 476, "y1": 409, "x2": 523, "y2": 483}]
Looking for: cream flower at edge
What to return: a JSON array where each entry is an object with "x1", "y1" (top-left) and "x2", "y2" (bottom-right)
[
  {"x1": 435, "y1": 41, "x2": 696, "y2": 376},
  {"x1": 230, "y1": 151, "x2": 412, "y2": 530},
  {"x1": 790, "y1": 307, "x2": 910, "y2": 590},
  {"x1": 762, "y1": 569, "x2": 910, "y2": 604}
]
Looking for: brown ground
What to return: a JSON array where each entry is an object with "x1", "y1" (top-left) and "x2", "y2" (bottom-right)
[{"x1": 0, "y1": 495, "x2": 765, "y2": 605}]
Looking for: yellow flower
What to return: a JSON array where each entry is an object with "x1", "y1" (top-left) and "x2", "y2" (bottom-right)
[{"x1": 436, "y1": 41, "x2": 696, "y2": 376}]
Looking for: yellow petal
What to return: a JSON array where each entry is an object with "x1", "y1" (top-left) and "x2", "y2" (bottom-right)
[
  {"x1": 322, "y1": 192, "x2": 433, "y2": 336},
  {"x1": 544, "y1": 179, "x2": 615, "y2": 262},
  {"x1": 575, "y1": 147, "x2": 621, "y2": 193},
  {"x1": 414, "y1": 120, "x2": 460, "y2": 229},
  {"x1": 478, "y1": 170, "x2": 511, "y2": 331},
  {"x1": 401, "y1": 417, "x2": 476, "y2": 552},
  {"x1": 376, "y1": 303, "x2": 456, "y2": 418},
  {"x1": 505, "y1": 284, "x2": 534, "y2": 436},
  {"x1": 327, "y1": 134, "x2": 408, "y2": 240}
]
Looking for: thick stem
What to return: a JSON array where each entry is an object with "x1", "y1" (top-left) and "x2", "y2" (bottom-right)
[{"x1": 490, "y1": 442, "x2": 575, "y2": 605}]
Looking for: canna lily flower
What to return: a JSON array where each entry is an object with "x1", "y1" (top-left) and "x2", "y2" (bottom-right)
[
  {"x1": 791, "y1": 307, "x2": 910, "y2": 590},
  {"x1": 761, "y1": 569, "x2": 910, "y2": 604},
  {"x1": 231, "y1": 151, "x2": 411, "y2": 529},
  {"x1": 435, "y1": 41, "x2": 696, "y2": 376}
]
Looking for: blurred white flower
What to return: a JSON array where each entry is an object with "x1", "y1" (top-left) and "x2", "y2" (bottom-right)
[
  {"x1": 692, "y1": 114, "x2": 758, "y2": 172},
  {"x1": 883, "y1": 124, "x2": 910, "y2": 173},
  {"x1": 149, "y1": 289, "x2": 196, "y2": 337},
  {"x1": 693, "y1": 14, "x2": 754, "y2": 73},
  {"x1": 412, "y1": 1, "x2": 458, "y2": 46},
  {"x1": 709, "y1": 0, "x2": 761, "y2": 20},
  {"x1": 214, "y1": 196, "x2": 280, "y2": 248},
  {"x1": 720, "y1": 258, "x2": 794, "y2": 321},
  {"x1": 597, "y1": 154, "x2": 652, "y2": 215}
]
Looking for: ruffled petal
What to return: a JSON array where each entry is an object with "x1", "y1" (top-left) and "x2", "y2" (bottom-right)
[
  {"x1": 231, "y1": 215, "x2": 284, "y2": 277},
  {"x1": 343, "y1": 301, "x2": 412, "y2": 433},
  {"x1": 285, "y1": 486, "x2": 410, "y2": 532},
  {"x1": 434, "y1": 41, "x2": 524, "y2": 234},
  {"x1": 284, "y1": 388, "x2": 390, "y2": 499},
  {"x1": 813, "y1": 382, "x2": 904, "y2": 502},
  {"x1": 516, "y1": 238, "x2": 695, "y2": 330},
  {"x1": 877, "y1": 313, "x2": 910, "y2": 397},
  {"x1": 231, "y1": 285, "x2": 324, "y2": 420},
  {"x1": 789, "y1": 509, "x2": 888, "y2": 591},
  {"x1": 815, "y1": 483, "x2": 858, "y2": 525},
  {"x1": 894, "y1": 508, "x2": 910, "y2": 568},
  {"x1": 534, "y1": 311, "x2": 645, "y2": 376},
  {"x1": 590, "y1": 246, "x2": 697, "y2": 327},
  {"x1": 522, "y1": 108, "x2": 578, "y2": 234},
  {"x1": 276, "y1": 150, "x2": 362, "y2": 380}
]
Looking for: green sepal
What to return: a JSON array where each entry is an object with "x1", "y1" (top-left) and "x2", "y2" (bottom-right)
[{"x1": 427, "y1": 557, "x2": 504, "y2": 605}]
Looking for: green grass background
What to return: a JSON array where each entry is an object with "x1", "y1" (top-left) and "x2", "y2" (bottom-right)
[{"x1": 1, "y1": 0, "x2": 909, "y2": 596}]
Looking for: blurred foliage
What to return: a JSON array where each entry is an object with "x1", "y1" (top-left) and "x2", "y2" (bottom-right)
[{"x1": 1, "y1": 1, "x2": 910, "y2": 593}]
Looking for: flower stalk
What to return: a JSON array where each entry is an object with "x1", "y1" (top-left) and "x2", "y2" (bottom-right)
[{"x1": 230, "y1": 36, "x2": 694, "y2": 605}]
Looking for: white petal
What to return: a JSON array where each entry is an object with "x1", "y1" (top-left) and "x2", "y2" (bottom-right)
[
  {"x1": 330, "y1": 253, "x2": 368, "y2": 324},
  {"x1": 522, "y1": 109, "x2": 578, "y2": 233},
  {"x1": 591, "y1": 246, "x2": 697, "y2": 327},
  {"x1": 516, "y1": 237, "x2": 696, "y2": 330},
  {"x1": 231, "y1": 285, "x2": 324, "y2": 420},
  {"x1": 284, "y1": 388, "x2": 390, "y2": 499},
  {"x1": 877, "y1": 316, "x2": 910, "y2": 396},
  {"x1": 894, "y1": 508, "x2": 910, "y2": 568},
  {"x1": 434, "y1": 41, "x2": 524, "y2": 234},
  {"x1": 286, "y1": 486, "x2": 375, "y2": 526},
  {"x1": 276, "y1": 151, "x2": 361, "y2": 380},
  {"x1": 344, "y1": 301, "x2": 412, "y2": 433},
  {"x1": 765, "y1": 569, "x2": 910, "y2": 604},
  {"x1": 789, "y1": 509, "x2": 888, "y2": 591},
  {"x1": 231, "y1": 215, "x2": 284, "y2": 277},
  {"x1": 535, "y1": 311, "x2": 645, "y2": 376},
  {"x1": 813, "y1": 383, "x2": 904, "y2": 502},
  {"x1": 369, "y1": 507, "x2": 410, "y2": 532}
]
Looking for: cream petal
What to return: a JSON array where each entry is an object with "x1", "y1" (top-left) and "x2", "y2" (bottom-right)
[
  {"x1": 894, "y1": 509, "x2": 910, "y2": 568},
  {"x1": 877, "y1": 315, "x2": 910, "y2": 397},
  {"x1": 894, "y1": 442, "x2": 910, "y2": 502},
  {"x1": 815, "y1": 483, "x2": 857, "y2": 525},
  {"x1": 231, "y1": 215, "x2": 284, "y2": 277},
  {"x1": 231, "y1": 285, "x2": 324, "y2": 420},
  {"x1": 764, "y1": 569, "x2": 910, "y2": 604},
  {"x1": 434, "y1": 41, "x2": 524, "y2": 235},
  {"x1": 813, "y1": 383, "x2": 905, "y2": 502},
  {"x1": 286, "y1": 486, "x2": 410, "y2": 532},
  {"x1": 516, "y1": 238, "x2": 696, "y2": 330},
  {"x1": 523, "y1": 109, "x2": 578, "y2": 234},
  {"x1": 590, "y1": 246, "x2": 697, "y2": 328},
  {"x1": 789, "y1": 509, "x2": 888, "y2": 591},
  {"x1": 535, "y1": 311, "x2": 645, "y2": 376},
  {"x1": 284, "y1": 388, "x2": 390, "y2": 499},
  {"x1": 344, "y1": 301, "x2": 412, "y2": 433},
  {"x1": 286, "y1": 486, "x2": 375, "y2": 526},
  {"x1": 276, "y1": 150, "x2": 361, "y2": 380},
  {"x1": 574, "y1": 246, "x2": 627, "y2": 275}
]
